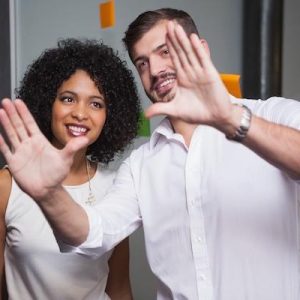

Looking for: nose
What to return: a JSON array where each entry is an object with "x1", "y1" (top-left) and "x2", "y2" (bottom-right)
[
  {"x1": 149, "y1": 56, "x2": 167, "y2": 77},
  {"x1": 71, "y1": 102, "x2": 88, "y2": 121}
]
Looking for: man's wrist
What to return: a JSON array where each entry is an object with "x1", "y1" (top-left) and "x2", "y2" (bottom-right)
[
  {"x1": 34, "y1": 185, "x2": 66, "y2": 207},
  {"x1": 225, "y1": 103, "x2": 252, "y2": 142}
]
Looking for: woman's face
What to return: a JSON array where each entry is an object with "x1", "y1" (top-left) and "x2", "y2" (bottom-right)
[{"x1": 51, "y1": 69, "x2": 107, "y2": 149}]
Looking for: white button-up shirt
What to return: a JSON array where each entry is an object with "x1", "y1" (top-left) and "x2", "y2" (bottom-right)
[{"x1": 61, "y1": 97, "x2": 300, "y2": 300}]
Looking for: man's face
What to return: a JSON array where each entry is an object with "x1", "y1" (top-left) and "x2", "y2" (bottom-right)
[{"x1": 132, "y1": 20, "x2": 177, "y2": 103}]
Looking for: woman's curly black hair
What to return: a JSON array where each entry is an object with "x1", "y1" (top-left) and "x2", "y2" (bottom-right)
[{"x1": 16, "y1": 38, "x2": 141, "y2": 164}]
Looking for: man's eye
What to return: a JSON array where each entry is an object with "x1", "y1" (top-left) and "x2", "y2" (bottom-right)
[
  {"x1": 138, "y1": 61, "x2": 148, "y2": 71},
  {"x1": 162, "y1": 49, "x2": 169, "y2": 56}
]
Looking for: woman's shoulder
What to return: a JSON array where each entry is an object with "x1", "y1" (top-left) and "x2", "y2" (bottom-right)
[
  {"x1": 0, "y1": 167, "x2": 11, "y2": 183},
  {"x1": 0, "y1": 167, "x2": 12, "y2": 215}
]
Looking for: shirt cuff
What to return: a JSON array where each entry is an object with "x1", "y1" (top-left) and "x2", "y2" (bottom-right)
[{"x1": 57, "y1": 205, "x2": 103, "y2": 259}]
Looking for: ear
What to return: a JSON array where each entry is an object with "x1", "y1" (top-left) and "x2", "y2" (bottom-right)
[{"x1": 199, "y1": 39, "x2": 211, "y2": 58}]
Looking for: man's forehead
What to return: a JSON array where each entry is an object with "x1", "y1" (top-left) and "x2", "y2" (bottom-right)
[{"x1": 132, "y1": 21, "x2": 168, "y2": 60}]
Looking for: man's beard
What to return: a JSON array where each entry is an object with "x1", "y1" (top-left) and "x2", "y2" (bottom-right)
[
  {"x1": 148, "y1": 72, "x2": 176, "y2": 103},
  {"x1": 146, "y1": 88, "x2": 176, "y2": 103}
]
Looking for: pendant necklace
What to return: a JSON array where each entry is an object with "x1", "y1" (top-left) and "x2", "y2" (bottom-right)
[{"x1": 85, "y1": 158, "x2": 96, "y2": 205}]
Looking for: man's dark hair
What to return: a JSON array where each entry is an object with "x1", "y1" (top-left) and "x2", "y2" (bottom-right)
[
  {"x1": 17, "y1": 38, "x2": 141, "y2": 164},
  {"x1": 123, "y1": 8, "x2": 199, "y2": 61}
]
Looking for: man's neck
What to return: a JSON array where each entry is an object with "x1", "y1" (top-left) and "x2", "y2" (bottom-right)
[{"x1": 169, "y1": 117, "x2": 198, "y2": 147}]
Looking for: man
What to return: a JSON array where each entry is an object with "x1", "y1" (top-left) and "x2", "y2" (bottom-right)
[{"x1": 1, "y1": 8, "x2": 300, "y2": 300}]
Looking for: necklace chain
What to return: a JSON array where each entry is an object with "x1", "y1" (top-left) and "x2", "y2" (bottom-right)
[{"x1": 85, "y1": 158, "x2": 96, "y2": 205}]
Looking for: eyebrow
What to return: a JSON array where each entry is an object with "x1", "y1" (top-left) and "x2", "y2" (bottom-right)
[
  {"x1": 58, "y1": 90, "x2": 105, "y2": 101},
  {"x1": 133, "y1": 43, "x2": 167, "y2": 65}
]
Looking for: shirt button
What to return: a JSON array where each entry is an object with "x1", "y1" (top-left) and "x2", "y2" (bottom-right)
[{"x1": 200, "y1": 274, "x2": 206, "y2": 281}]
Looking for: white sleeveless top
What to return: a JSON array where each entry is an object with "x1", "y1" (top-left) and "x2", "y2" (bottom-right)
[{"x1": 5, "y1": 165, "x2": 115, "y2": 300}]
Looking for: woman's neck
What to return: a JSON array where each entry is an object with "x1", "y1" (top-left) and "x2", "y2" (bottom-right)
[{"x1": 62, "y1": 151, "x2": 90, "y2": 186}]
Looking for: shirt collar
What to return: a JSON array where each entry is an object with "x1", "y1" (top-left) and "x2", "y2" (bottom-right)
[
  {"x1": 149, "y1": 118, "x2": 174, "y2": 149},
  {"x1": 148, "y1": 95, "x2": 239, "y2": 149},
  {"x1": 230, "y1": 94, "x2": 240, "y2": 103}
]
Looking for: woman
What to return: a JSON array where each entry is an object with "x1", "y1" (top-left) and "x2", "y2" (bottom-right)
[{"x1": 0, "y1": 39, "x2": 140, "y2": 299}]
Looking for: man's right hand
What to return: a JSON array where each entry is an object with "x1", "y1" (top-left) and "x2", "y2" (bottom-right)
[{"x1": 145, "y1": 21, "x2": 238, "y2": 135}]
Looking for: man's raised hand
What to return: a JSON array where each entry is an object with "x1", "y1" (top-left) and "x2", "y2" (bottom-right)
[
  {"x1": 145, "y1": 21, "x2": 234, "y2": 131},
  {"x1": 0, "y1": 99, "x2": 88, "y2": 200}
]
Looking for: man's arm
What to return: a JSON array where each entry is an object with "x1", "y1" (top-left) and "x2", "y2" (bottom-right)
[
  {"x1": 243, "y1": 114, "x2": 300, "y2": 179},
  {"x1": 38, "y1": 186, "x2": 89, "y2": 245},
  {"x1": 0, "y1": 99, "x2": 141, "y2": 249},
  {"x1": 0, "y1": 98, "x2": 89, "y2": 245},
  {"x1": 146, "y1": 22, "x2": 300, "y2": 179}
]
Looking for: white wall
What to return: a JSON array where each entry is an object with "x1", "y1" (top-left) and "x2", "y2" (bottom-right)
[{"x1": 12, "y1": 0, "x2": 242, "y2": 298}]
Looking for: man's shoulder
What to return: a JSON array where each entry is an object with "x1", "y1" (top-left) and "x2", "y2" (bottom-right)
[
  {"x1": 129, "y1": 140, "x2": 152, "y2": 161},
  {"x1": 239, "y1": 96, "x2": 299, "y2": 113},
  {"x1": 237, "y1": 97, "x2": 300, "y2": 128}
]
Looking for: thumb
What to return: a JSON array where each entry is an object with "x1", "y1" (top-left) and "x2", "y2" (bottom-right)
[
  {"x1": 61, "y1": 136, "x2": 89, "y2": 158},
  {"x1": 145, "y1": 102, "x2": 176, "y2": 119}
]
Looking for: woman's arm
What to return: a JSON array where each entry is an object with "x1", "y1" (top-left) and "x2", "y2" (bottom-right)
[
  {"x1": 0, "y1": 168, "x2": 11, "y2": 300},
  {"x1": 106, "y1": 238, "x2": 133, "y2": 300}
]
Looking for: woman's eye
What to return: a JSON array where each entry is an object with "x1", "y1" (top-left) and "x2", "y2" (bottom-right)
[
  {"x1": 60, "y1": 96, "x2": 73, "y2": 103},
  {"x1": 91, "y1": 101, "x2": 105, "y2": 109}
]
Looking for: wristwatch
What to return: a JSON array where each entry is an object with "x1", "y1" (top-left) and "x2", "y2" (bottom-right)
[{"x1": 226, "y1": 103, "x2": 252, "y2": 142}]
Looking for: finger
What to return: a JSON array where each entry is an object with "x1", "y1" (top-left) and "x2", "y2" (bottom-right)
[
  {"x1": 190, "y1": 34, "x2": 211, "y2": 70},
  {"x1": 1, "y1": 98, "x2": 29, "y2": 141},
  {"x1": 166, "y1": 22, "x2": 185, "y2": 73},
  {"x1": 61, "y1": 137, "x2": 89, "y2": 159},
  {"x1": 173, "y1": 24, "x2": 201, "y2": 70},
  {"x1": 144, "y1": 102, "x2": 176, "y2": 119},
  {"x1": 166, "y1": 36, "x2": 183, "y2": 75},
  {"x1": 0, "y1": 108, "x2": 21, "y2": 149},
  {"x1": 14, "y1": 99, "x2": 42, "y2": 136},
  {"x1": 0, "y1": 134, "x2": 12, "y2": 163},
  {"x1": 167, "y1": 22, "x2": 193, "y2": 73}
]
